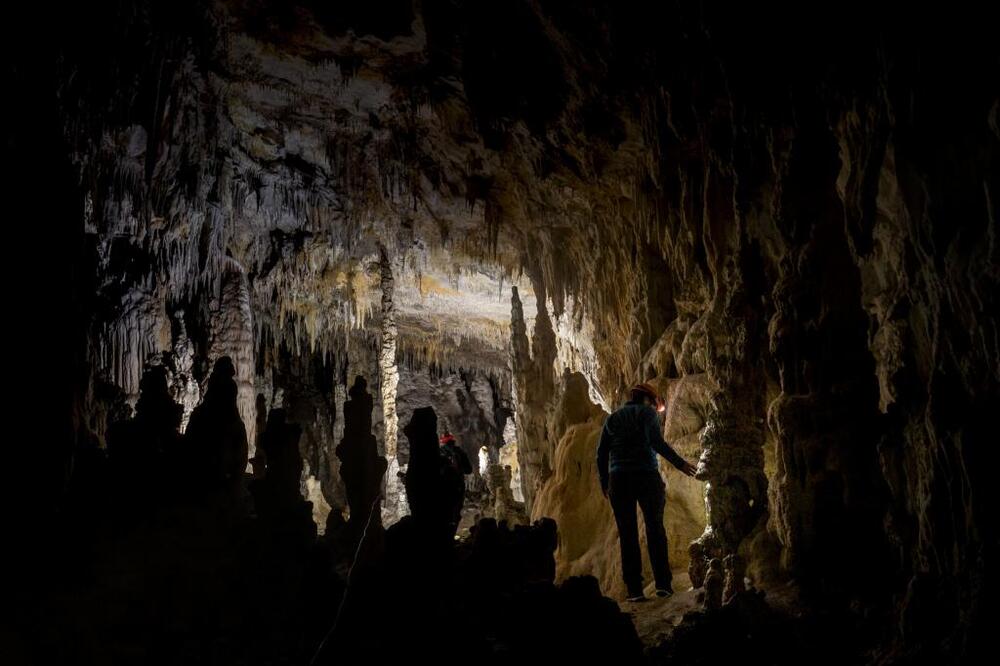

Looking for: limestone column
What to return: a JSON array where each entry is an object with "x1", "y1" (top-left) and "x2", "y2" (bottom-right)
[
  {"x1": 208, "y1": 260, "x2": 257, "y2": 459},
  {"x1": 688, "y1": 266, "x2": 768, "y2": 601},
  {"x1": 378, "y1": 246, "x2": 407, "y2": 523}
]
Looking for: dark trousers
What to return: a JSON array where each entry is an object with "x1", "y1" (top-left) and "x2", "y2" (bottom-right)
[{"x1": 608, "y1": 470, "x2": 672, "y2": 595}]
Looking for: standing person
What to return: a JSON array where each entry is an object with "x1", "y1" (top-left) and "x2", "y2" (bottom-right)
[
  {"x1": 439, "y1": 432, "x2": 472, "y2": 538},
  {"x1": 597, "y1": 383, "x2": 698, "y2": 601}
]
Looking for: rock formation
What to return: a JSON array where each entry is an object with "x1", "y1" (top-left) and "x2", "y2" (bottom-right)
[
  {"x1": 184, "y1": 356, "x2": 250, "y2": 497},
  {"x1": 377, "y1": 246, "x2": 406, "y2": 522},
  {"x1": 400, "y1": 406, "x2": 444, "y2": 534},
  {"x1": 335, "y1": 376, "x2": 386, "y2": 539}
]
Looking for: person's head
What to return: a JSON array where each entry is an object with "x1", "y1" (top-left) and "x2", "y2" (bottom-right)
[
  {"x1": 629, "y1": 383, "x2": 665, "y2": 413},
  {"x1": 439, "y1": 432, "x2": 456, "y2": 447}
]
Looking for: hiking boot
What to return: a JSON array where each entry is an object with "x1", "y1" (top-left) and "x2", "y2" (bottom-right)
[
  {"x1": 626, "y1": 592, "x2": 648, "y2": 602},
  {"x1": 655, "y1": 587, "x2": 674, "y2": 598}
]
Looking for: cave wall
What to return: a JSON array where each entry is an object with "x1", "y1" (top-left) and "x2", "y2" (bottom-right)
[
  {"x1": 396, "y1": 365, "x2": 506, "y2": 464},
  {"x1": 496, "y1": 4, "x2": 995, "y2": 657},
  {"x1": 255, "y1": 342, "x2": 514, "y2": 529}
]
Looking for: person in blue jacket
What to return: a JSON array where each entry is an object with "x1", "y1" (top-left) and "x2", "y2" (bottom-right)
[{"x1": 597, "y1": 382, "x2": 698, "y2": 601}]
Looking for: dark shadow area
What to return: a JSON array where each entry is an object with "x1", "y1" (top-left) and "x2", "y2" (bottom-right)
[{"x1": 12, "y1": 369, "x2": 646, "y2": 665}]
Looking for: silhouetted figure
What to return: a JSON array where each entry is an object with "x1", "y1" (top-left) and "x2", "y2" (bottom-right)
[
  {"x1": 335, "y1": 376, "x2": 386, "y2": 539},
  {"x1": 184, "y1": 356, "x2": 248, "y2": 494},
  {"x1": 438, "y1": 432, "x2": 472, "y2": 538}
]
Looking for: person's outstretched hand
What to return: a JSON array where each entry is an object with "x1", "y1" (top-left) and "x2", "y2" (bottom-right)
[{"x1": 678, "y1": 460, "x2": 698, "y2": 477}]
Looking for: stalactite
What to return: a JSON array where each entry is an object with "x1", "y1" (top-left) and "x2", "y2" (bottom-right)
[{"x1": 96, "y1": 285, "x2": 172, "y2": 405}]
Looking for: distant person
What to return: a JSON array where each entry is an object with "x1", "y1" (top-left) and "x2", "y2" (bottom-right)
[
  {"x1": 597, "y1": 383, "x2": 698, "y2": 601},
  {"x1": 439, "y1": 432, "x2": 472, "y2": 538}
]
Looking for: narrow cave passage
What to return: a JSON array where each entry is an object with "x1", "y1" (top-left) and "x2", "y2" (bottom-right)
[{"x1": 7, "y1": 1, "x2": 997, "y2": 665}]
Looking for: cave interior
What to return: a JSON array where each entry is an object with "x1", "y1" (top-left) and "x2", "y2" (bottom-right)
[{"x1": 6, "y1": 1, "x2": 998, "y2": 664}]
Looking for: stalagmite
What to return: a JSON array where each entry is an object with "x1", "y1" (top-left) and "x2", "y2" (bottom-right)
[
  {"x1": 169, "y1": 310, "x2": 201, "y2": 431},
  {"x1": 509, "y1": 283, "x2": 558, "y2": 513},
  {"x1": 687, "y1": 269, "x2": 769, "y2": 596},
  {"x1": 209, "y1": 261, "x2": 258, "y2": 458},
  {"x1": 336, "y1": 376, "x2": 386, "y2": 539}
]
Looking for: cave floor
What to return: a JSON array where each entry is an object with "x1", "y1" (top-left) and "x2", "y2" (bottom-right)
[
  {"x1": 623, "y1": 574, "x2": 807, "y2": 648},
  {"x1": 622, "y1": 574, "x2": 702, "y2": 648},
  {"x1": 622, "y1": 575, "x2": 876, "y2": 665}
]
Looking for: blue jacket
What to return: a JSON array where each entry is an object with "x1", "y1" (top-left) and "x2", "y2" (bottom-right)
[{"x1": 596, "y1": 400, "x2": 686, "y2": 490}]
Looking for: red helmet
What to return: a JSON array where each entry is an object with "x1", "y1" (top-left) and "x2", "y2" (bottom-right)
[
  {"x1": 631, "y1": 383, "x2": 666, "y2": 413},
  {"x1": 439, "y1": 433, "x2": 456, "y2": 445}
]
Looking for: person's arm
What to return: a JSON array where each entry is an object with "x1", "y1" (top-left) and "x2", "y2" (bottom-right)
[
  {"x1": 643, "y1": 407, "x2": 697, "y2": 476},
  {"x1": 597, "y1": 419, "x2": 611, "y2": 494}
]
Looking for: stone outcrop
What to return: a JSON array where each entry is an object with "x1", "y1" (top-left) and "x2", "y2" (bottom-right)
[{"x1": 335, "y1": 376, "x2": 386, "y2": 539}]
